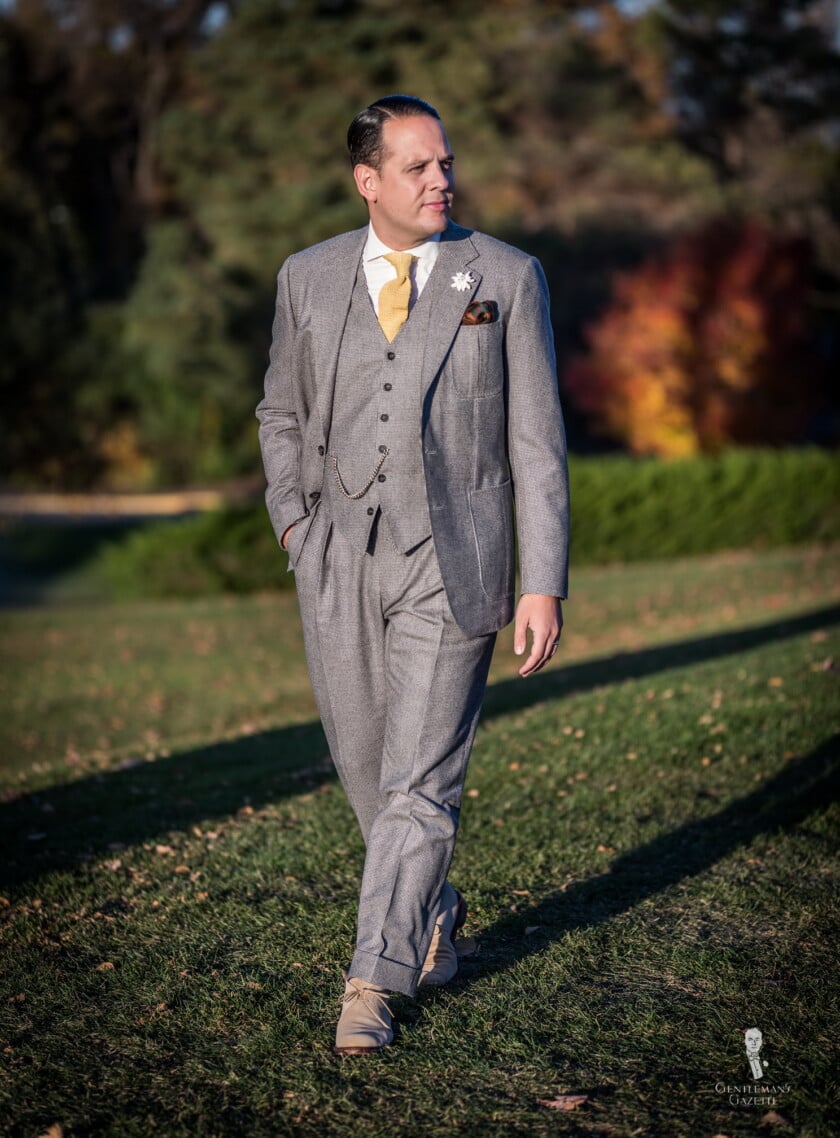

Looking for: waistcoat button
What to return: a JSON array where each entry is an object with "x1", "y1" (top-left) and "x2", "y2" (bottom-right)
[
  {"x1": 378, "y1": 474, "x2": 386, "y2": 482},
  {"x1": 383, "y1": 382, "x2": 392, "y2": 391},
  {"x1": 367, "y1": 506, "x2": 375, "y2": 515},
  {"x1": 387, "y1": 351, "x2": 396, "y2": 360},
  {"x1": 317, "y1": 445, "x2": 325, "y2": 455},
  {"x1": 380, "y1": 413, "x2": 389, "y2": 422}
]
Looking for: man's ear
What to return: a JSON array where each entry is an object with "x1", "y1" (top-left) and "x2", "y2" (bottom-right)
[{"x1": 353, "y1": 163, "x2": 379, "y2": 205}]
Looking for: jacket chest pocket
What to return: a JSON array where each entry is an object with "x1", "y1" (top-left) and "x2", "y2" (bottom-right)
[{"x1": 445, "y1": 320, "x2": 505, "y2": 399}]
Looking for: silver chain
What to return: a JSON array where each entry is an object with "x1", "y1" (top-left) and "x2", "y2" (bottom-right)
[{"x1": 332, "y1": 447, "x2": 389, "y2": 500}]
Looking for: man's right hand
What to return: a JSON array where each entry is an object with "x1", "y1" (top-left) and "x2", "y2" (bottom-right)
[{"x1": 281, "y1": 523, "x2": 297, "y2": 550}]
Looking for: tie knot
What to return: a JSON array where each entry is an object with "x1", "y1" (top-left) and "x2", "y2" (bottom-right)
[{"x1": 384, "y1": 252, "x2": 415, "y2": 282}]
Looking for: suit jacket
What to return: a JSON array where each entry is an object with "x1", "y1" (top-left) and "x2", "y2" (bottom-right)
[{"x1": 256, "y1": 221, "x2": 570, "y2": 637}]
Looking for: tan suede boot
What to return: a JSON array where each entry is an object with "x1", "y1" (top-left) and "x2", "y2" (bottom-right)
[
  {"x1": 418, "y1": 884, "x2": 468, "y2": 988},
  {"x1": 334, "y1": 974, "x2": 394, "y2": 1054}
]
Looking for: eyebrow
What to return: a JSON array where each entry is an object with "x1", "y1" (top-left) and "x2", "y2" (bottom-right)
[{"x1": 405, "y1": 153, "x2": 455, "y2": 169}]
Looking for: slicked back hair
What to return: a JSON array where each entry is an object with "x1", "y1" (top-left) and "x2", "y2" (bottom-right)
[{"x1": 347, "y1": 95, "x2": 441, "y2": 172}]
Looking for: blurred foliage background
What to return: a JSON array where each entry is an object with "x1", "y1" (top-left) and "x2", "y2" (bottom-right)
[{"x1": 1, "y1": 0, "x2": 839, "y2": 490}]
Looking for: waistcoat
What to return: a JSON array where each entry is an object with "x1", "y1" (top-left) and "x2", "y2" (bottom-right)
[{"x1": 324, "y1": 258, "x2": 434, "y2": 553}]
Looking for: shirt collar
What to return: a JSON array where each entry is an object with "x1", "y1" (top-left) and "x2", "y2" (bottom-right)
[{"x1": 363, "y1": 222, "x2": 441, "y2": 268}]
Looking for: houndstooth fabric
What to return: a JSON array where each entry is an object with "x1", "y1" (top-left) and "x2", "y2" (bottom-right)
[{"x1": 257, "y1": 220, "x2": 570, "y2": 634}]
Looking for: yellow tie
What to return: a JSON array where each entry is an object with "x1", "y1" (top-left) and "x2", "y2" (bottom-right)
[{"x1": 378, "y1": 252, "x2": 415, "y2": 342}]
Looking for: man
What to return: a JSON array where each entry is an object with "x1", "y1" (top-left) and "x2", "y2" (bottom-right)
[{"x1": 256, "y1": 95, "x2": 569, "y2": 1055}]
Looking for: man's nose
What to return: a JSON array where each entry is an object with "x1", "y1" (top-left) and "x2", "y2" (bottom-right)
[{"x1": 429, "y1": 162, "x2": 452, "y2": 190}]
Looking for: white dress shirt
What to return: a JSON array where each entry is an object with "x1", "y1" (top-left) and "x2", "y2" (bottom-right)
[{"x1": 362, "y1": 223, "x2": 441, "y2": 316}]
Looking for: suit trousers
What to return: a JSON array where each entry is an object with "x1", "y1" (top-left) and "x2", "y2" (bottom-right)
[{"x1": 289, "y1": 502, "x2": 497, "y2": 996}]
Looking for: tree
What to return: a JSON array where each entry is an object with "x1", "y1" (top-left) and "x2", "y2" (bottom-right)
[
  {"x1": 564, "y1": 216, "x2": 822, "y2": 456},
  {"x1": 2, "y1": 0, "x2": 837, "y2": 486},
  {"x1": 0, "y1": 0, "x2": 233, "y2": 486}
]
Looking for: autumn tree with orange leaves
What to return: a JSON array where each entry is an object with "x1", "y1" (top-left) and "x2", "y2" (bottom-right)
[{"x1": 564, "y1": 219, "x2": 821, "y2": 457}]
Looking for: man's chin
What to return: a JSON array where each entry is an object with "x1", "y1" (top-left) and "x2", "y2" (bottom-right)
[{"x1": 422, "y1": 208, "x2": 450, "y2": 233}]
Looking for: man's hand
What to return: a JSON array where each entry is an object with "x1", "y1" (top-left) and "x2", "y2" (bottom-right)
[
  {"x1": 281, "y1": 522, "x2": 297, "y2": 550},
  {"x1": 514, "y1": 594, "x2": 563, "y2": 677}
]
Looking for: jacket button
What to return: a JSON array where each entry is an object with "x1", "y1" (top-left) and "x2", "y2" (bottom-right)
[
  {"x1": 378, "y1": 444, "x2": 387, "y2": 453},
  {"x1": 377, "y1": 474, "x2": 386, "y2": 482},
  {"x1": 383, "y1": 382, "x2": 392, "y2": 391},
  {"x1": 317, "y1": 445, "x2": 325, "y2": 455},
  {"x1": 309, "y1": 491, "x2": 320, "y2": 500},
  {"x1": 380, "y1": 413, "x2": 389, "y2": 422},
  {"x1": 387, "y1": 351, "x2": 396, "y2": 360},
  {"x1": 367, "y1": 506, "x2": 375, "y2": 515}
]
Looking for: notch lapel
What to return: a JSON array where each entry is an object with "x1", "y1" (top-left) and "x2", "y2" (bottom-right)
[
  {"x1": 420, "y1": 226, "x2": 482, "y2": 399},
  {"x1": 310, "y1": 228, "x2": 367, "y2": 436}
]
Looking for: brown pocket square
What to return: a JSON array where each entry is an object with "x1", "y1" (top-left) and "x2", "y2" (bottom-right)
[{"x1": 461, "y1": 300, "x2": 499, "y2": 325}]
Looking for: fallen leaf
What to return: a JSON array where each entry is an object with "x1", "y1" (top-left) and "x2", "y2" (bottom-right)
[
  {"x1": 537, "y1": 1093, "x2": 589, "y2": 1112},
  {"x1": 524, "y1": 925, "x2": 540, "y2": 935},
  {"x1": 95, "y1": 961, "x2": 115, "y2": 971},
  {"x1": 38, "y1": 1126, "x2": 63, "y2": 1138},
  {"x1": 768, "y1": 677, "x2": 784, "y2": 687}
]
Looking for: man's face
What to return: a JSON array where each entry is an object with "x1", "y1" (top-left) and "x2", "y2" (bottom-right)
[{"x1": 355, "y1": 114, "x2": 455, "y2": 250}]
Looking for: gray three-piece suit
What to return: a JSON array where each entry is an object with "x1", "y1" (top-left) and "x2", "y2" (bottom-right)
[{"x1": 257, "y1": 221, "x2": 570, "y2": 995}]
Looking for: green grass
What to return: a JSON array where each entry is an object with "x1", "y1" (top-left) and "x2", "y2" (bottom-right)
[{"x1": 1, "y1": 544, "x2": 838, "y2": 1137}]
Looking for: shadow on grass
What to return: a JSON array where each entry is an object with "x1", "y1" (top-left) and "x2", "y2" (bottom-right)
[
  {"x1": 2, "y1": 602, "x2": 838, "y2": 892},
  {"x1": 448, "y1": 730, "x2": 839, "y2": 995}
]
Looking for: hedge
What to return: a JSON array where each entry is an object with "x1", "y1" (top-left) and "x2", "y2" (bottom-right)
[{"x1": 91, "y1": 448, "x2": 839, "y2": 599}]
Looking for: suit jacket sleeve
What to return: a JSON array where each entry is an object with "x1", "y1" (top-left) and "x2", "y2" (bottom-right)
[
  {"x1": 505, "y1": 255, "x2": 570, "y2": 599},
  {"x1": 255, "y1": 258, "x2": 310, "y2": 547}
]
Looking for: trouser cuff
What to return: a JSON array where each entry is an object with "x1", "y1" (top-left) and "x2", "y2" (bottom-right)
[{"x1": 347, "y1": 948, "x2": 422, "y2": 997}]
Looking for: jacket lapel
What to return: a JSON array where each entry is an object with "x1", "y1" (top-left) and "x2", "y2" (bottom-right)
[
  {"x1": 420, "y1": 225, "x2": 482, "y2": 399},
  {"x1": 311, "y1": 228, "x2": 367, "y2": 436},
  {"x1": 308, "y1": 223, "x2": 481, "y2": 433}
]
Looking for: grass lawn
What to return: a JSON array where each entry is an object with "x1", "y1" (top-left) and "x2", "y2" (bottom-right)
[{"x1": 1, "y1": 544, "x2": 838, "y2": 1137}]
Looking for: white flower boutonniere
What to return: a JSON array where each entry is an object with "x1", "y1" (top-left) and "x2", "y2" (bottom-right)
[{"x1": 451, "y1": 271, "x2": 476, "y2": 292}]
